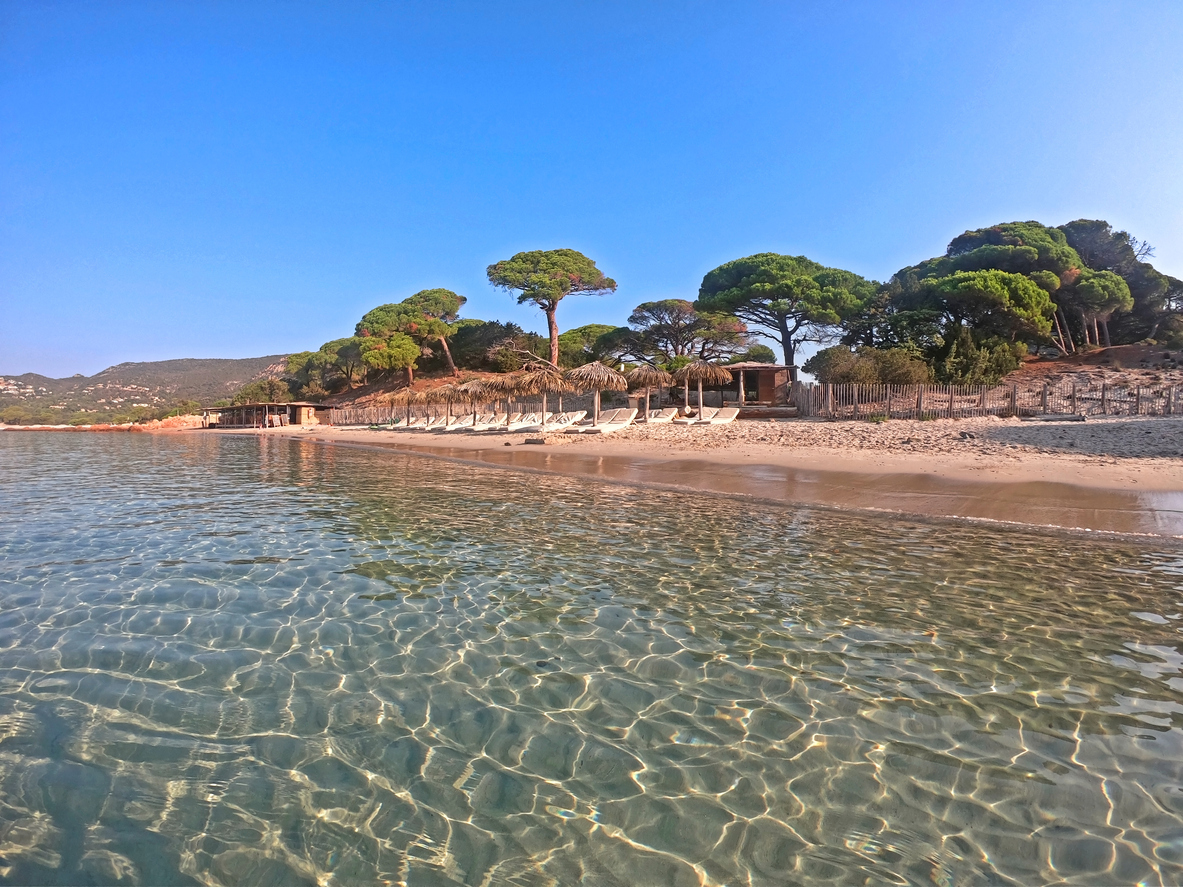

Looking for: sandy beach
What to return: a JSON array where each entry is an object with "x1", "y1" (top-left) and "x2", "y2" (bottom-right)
[{"x1": 245, "y1": 415, "x2": 1183, "y2": 537}]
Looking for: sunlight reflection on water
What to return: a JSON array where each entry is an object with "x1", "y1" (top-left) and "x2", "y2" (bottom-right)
[{"x1": 1, "y1": 432, "x2": 1182, "y2": 886}]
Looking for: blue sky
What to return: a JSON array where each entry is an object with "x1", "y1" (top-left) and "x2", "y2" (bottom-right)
[{"x1": 2, "y1": 1, "x2": 1181, "y2": 376}]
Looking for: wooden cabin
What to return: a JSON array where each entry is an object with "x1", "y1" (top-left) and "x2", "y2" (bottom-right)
[
  {"x1": 202, "y1": 402, "x2": 324, "y2": 428},
  {"x1": 725, "y1": 363, "x2": 793, "y2": 405}
]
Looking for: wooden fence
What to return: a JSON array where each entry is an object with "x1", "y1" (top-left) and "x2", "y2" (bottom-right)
[{"x1": 789, "y1": 381, "x2": 1183, "y2": 420}]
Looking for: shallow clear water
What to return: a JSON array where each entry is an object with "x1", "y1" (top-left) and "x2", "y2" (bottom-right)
[{"x1": 2, "y1": 433, "x2": 1183, "y2": 886}]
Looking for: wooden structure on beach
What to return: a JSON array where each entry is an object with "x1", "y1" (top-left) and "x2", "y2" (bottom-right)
[
  {"x1": 202, "y1": 402, "x2": 325, "y2": 428},
  {"x1": 790, "y1": 380, "x2": 1183, "y2": 420},
  {"x1": 725, "y1": 362, "x2": 793, "y2": 406}
]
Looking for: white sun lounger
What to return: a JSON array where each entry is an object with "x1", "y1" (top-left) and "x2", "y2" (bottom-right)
[
  {"x1": 639, "y1": 407, "x2": 678, "y2": 424},
  {"x1": 700, "y1": 407, "x2": 740, "y2": 425},
  {"x1": 472, "y1": 412, "x2": 521, "y2": 432},
  {"x1": 521, "y1": 410, "x2": 588, "y2": 433},
  {"x1": 437, "y1": 414, "x2": 481, "y2": 432},
  {"x1": 672, "y1": 407, "x2": 717, "y2": 425},
  {"x1": 506, "y1": 412, "x2": 550, "y2": 432},
  {"x1": 564, "y1": 408, "x2": 625, "y2": 433},
  {"x1": 581, "y1": 408, "x2": 638, "y2": 435}
]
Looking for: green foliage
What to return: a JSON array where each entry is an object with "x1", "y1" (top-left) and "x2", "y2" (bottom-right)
[
  {"x1": 447, "y1": 320, "x2": 546, "y2": 371},
  {"x1": 696, "y1": 253, "x2": 876, "y2": 372},
  {"x1": 803, "y1": 346, "x2": 932, "y2": 384},
  {"x1": 359, "y1": 332, "x2": 420, "y2": 373},
  {"x1": 936, "y1": 328, "x2": 1025, "y2": 385},
  {"x1": 486, "y1": 249, "x2": 616, "y2": 364},
  {"x1": 625, "y1": 299, "x2": 750, "y2": 364},
  {"x1": 727, "y1": 344, "x2": 777, "y2": 364},
  {"x1": 928, "y1": 270, "x2": 1054, "y2": 341},
  {"x1": 232, "y1": 378, "x2": 295, "y2": 405},
  {"x1": 559, "y1": 324, "x2": 619, "y2": 367}
]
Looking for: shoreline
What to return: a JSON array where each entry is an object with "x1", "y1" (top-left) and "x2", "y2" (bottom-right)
[{"x1": 238, "y1": 417, "x2": 1183, "y2": 538}]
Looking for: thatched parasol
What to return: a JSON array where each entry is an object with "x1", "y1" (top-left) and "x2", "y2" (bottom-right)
[
  {"x1": 480, "y1": 374, "x2": 522, "y2": 427},
  {"x1": 565, "y1": 361, "x2": 628, "y2": 426},
  {"x1": 385, "y1": 387, "x2": 423, "y2": 428},
  {"x1": 626, "y1": 365, "x2": 675, "y2": 422},
  {"x1": 455, "y1": 378, "x2": 489, "y2": 427},
  {"x1": 517, "y1": 364, "x2": 573, "y2": 422},
  {"x1": 673, "y1": 360, "x2": 733, "y2": 417},
  {"x1": 430, "y1": 383, "x2": 467, "y2": 426}
]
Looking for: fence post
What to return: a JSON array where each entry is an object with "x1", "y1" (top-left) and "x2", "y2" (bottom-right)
[
  {"x1": 1041, "y1": 383, "x2": 1048, "y2": 414},
  {"x1": 1071, "y1": 383, "x2": 1078, "y2": 415},
  {"x1": 916, "y1": 386, "x2": 924, "y2": 419},
  {"x1": 1101, "y1": 383, "x2": 1108, "y2": 414},
  {"x1": 825, "y1": 383, "x2": 833, "y2": 418},
  {"x1": 1169, "y1": 386, "x2": 1176, "y2": 417},
  {"x1": 1010, "y1": 385, "x2": 1018, "y2": 417},
  {"x1": 1134, "y1": 386, "x2": 1142, "y2": 416},
  {"x1": 886, "y1": 386, "x2": 892, "y2": 420},
  {"x1": 853, "y1": 384, "x2": 860, "y2": 419}
]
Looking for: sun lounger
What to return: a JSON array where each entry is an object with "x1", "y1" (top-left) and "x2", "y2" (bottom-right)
[
  {"x1": 564, "y1": 408, "x2": 625, "y2": 433},
  {"x1": 581, "y1": 408, "x2": 638, "y2": 435},
  {"x1": 506, "y1": 412, "x2": 549, "y2": 432},
  {"x1": 672, "y1": 408, "x2": 717, "y2": 425},
  {"x1": 700, "y1": 407, "x2": 739, "y2": 425},
  {"x1": 521, "y1": 410, "x2": 587, "y2": 433},
  {"x1": 472, "y1": 412, "x2": 523, "y2": 432},
  {"x1": 639, "y1": 407, "x2": 678, "y2": 424},
  {"x1": 439, "y1": 413, "x2": 490, "y2": 432}
]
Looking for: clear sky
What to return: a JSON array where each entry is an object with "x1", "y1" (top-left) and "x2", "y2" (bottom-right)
[{"x1": 2, "y1": 1, "x2": 1181, "y2": 377}]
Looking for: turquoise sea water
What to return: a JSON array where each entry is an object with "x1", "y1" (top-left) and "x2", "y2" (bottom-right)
[{"x1": 2, "y1": 432, "x2": 1183, "y2": 886}]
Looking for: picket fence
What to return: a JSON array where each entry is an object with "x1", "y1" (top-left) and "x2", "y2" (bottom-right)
[{"x1": 790, "y1": 381, "x2": 1183, "y2": 420}]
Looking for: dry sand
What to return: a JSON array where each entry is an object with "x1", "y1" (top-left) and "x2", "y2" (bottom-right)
[{"x1": 252, "y1": 415, "x2": 1183, "y2": 537}]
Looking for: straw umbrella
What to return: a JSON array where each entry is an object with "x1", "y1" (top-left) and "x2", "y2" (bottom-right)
[
  {"x1": 480, "y1": 374, "x2": 522, "y2": 428},
  {"x1": 388, "y1": 388, "x2": 416, "y2": 425},
  {"x1": 565, "y1": 361, "x2": 628, "y2": 426},
  {"x1": 430, "y1": 383, "x2": 465, "y2": 427},
  {"x1": 517, "y1": 364, "x2": 573, "y2": 423},
  {"x1": 456, "y1": 378, "x2": 489, "y2": 428},
  {"x1": 626, "y1": 365, "x2": 675, "y2": 422},
  {"x1": 673, "y1": 360, "x2": 734, "y2": 417}
]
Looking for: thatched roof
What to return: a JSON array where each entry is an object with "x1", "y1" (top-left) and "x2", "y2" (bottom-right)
[
  {"x1": 387, "y1": 388, "x2": 416, "y2": 405},
  {"x1": 455, "y1": 378, "x2": 491, "y2": 400},
  {"x1": 479, "y1": 374, "x2": 521, "y2": 397},
  {"x1": 516, "y1": 364, "x2": 573, "y2": 395},
  {"x1": 427, "y1": 383, "x2": 466, "y2": 403},
  {"x1": 626, "y1": 365, "x2": 675, "y2": 388},
  {"x1": 673, "y1": 360, "x2": 734, "y2": 385},
  {"x1": 565, "y1": 361, "x2": 628, "y2": 392}
]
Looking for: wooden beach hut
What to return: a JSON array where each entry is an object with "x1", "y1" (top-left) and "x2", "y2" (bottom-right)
[{"x1": 203, "y1": 402, "x2": 324, "y2": 428}]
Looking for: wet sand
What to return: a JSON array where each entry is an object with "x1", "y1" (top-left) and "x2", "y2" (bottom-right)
[{"x1": 230, "y1": 417, "x2": 1183, "y2": 538}]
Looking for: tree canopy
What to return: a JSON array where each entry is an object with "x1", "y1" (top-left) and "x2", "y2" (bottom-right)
[
  {"x1": 486, "y1": 249, "x2": 616, "y2": 366},
  {"x1": 356, "y1": 288, "x2": 468, "y2": 379},
  {"x1": 695, "y1": 254, "x2": 875, "y2": 379}
]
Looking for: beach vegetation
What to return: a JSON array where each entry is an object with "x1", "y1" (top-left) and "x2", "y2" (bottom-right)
[
  {"x1": 487, "y1": 249, "x2": 617, "y2": 367},
  {"x1": 558, "y1": 324, "x2": 620, "y2": 367},
  {"x1": 804, "y1": 346, "x2": 932, "y2": 384},
  {"x1": 232, "y1": 378, "x2": 295, "y2": 405},
  {"x1": 696, "y1": 254, "x2": 876, "y2": 379},
  {"x1": 357, "y1": 289, "x2": 467, "y2": 378},
  {"x1": 728, "y1": 344, "x2": 777, "y2": 364}
]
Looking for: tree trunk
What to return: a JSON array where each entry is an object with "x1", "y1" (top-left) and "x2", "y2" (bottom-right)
[
  {"x1": 546, "y1": 305, "x2": 560, "y2": 367},
  {"x1": 1057, "y1": 308, "x2": 1077, "y2": 353},
  {"x1": 438, "y1": 336, "x2": 458, "y2": 375},
  {"x1": 1101, "y1": 319, "x2": 1111, "y2": 347},
  {"x1": 1051, "y1": 311, "x2": 1069, "y2": 355},
  {"x1": 406, "y1": 365, "x2": 414, "y2": 385},
  {"x1": 1093, "y1": 317, "x2": 1101, "y2": 347}
]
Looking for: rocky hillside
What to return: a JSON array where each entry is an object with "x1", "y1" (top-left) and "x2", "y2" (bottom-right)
[{"x1": 0, "y1": 355, "x2": 289, "y2": 423}]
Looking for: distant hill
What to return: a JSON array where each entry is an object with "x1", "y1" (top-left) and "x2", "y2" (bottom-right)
[{"x1": 0, "y1": 355, "x2": 290, "y2": 422}]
